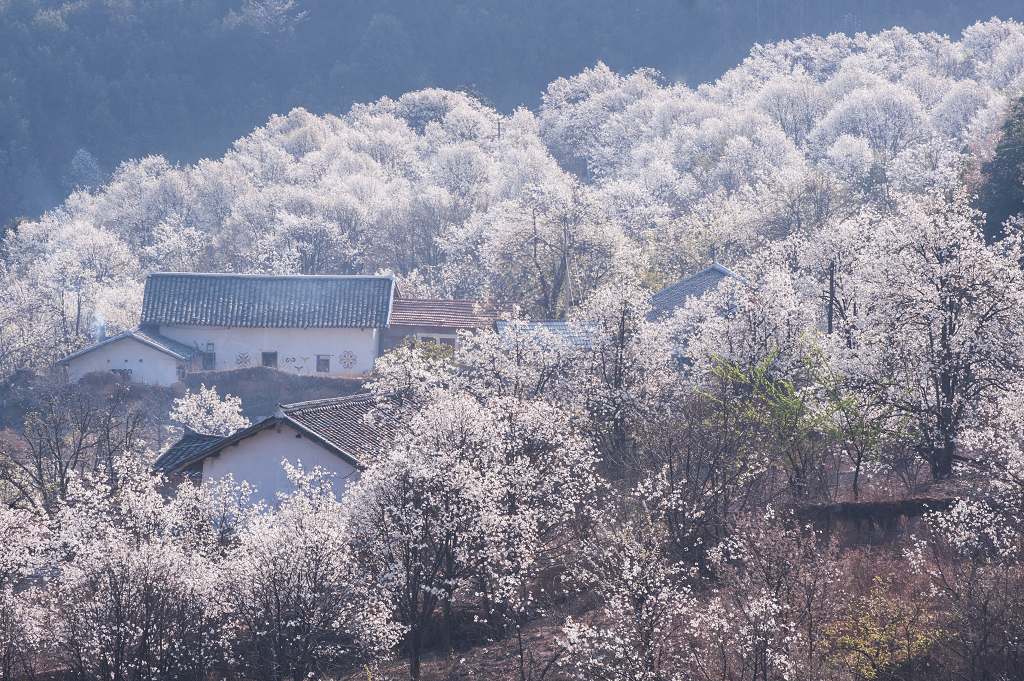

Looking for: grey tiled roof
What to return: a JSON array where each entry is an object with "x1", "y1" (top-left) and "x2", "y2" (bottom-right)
[
  {"x1": 153, "y1": 431, "x2": 225, "y2": 472},
  {"x1": 135, "y1": 329, "x2": 199, "y2": 359},
  {"x1": 141, "y1": 273, "x2": 395, "y2": 329},
  {"x1": 281, "y1": 393, "x2": 403, "y2": 464},
  {"x1": 649, "y1": 263, "x2": 739, "y2": 318},
  {"x1": 58, "y1": 328, "x2": 197, "y2": 364},
  {"x1": 495, "y1": 320, "x2": 594, "y2": 349}
]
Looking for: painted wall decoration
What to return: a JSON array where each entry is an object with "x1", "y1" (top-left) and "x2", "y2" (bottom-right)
[
  {"x1": 284, "y1": 356, "x2": 309, "y2": 373},
  {"x1": 151, "y1": 327, "x2": 379, "y2": 377}
]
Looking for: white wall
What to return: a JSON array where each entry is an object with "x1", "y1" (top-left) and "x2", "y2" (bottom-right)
[
  {"x1": 66, "y1": 337, "x2": 183, "y2": 385},
  {"x1": 200, "y1": 422, "x2": 360, "y2": 505},
  {"x1": 158, "y1": 325, "x2": 379, "y2": 376}
]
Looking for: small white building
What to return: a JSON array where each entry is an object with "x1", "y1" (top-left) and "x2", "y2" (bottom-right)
[
  {"x1": 153, "y1": 393, "x2": 400, "y2": 505},
  {"x1": 60, "y1": 272, "x2": 498, "y2": 387},
  {"x1": 58, "y1": 329, "x2": 195, "y2": 385}
]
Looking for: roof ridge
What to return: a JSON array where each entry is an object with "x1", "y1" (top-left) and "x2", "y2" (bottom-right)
[
  {"x1": 58, "y1": 328, "x2": 194, "y2": 364},
  {"x1": 710, "y1": 262, "x2": 743, "y2": 280},
  {"x1": 134, "y1": 327, "x2": 195, "y2": 346},
  {"x1": 394, "y1": 297, "x2": 485, "y2": 304},
  {"x1": 148, "y1": 272, "x2": 393, "y2": 280},
  {"x1": 178, "y1": 431, "x2": 224, "y2": 441},
  {"x1": 280, "y1": 392, "x2": 378, "y2": 411}
]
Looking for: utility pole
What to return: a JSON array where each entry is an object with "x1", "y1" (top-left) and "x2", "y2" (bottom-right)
[{"x1": 827, "y1": 259, "x2": 835, "y2": 335}]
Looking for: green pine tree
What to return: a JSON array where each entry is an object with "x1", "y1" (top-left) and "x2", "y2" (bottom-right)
[{"x1": 979, "y1": 95, "x2": 1024, "y2": 241}]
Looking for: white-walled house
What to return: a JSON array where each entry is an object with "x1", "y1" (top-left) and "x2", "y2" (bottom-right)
[
  {"x1": 60, "y1": 272, "x2": 497, "y2": 387},
  {"x1": 139, "y1": 272, "x2": 394, "y2": 378},
  {"x1": 59, "y1": 329, "x2": 196, "y2": 384},
  {"x1": 154, "y1": 392, "x2": 400, "y2": 505}
]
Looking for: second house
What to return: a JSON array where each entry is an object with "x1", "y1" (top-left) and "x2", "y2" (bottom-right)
[{"x1": 60, "y1": 272, "x2": 496, "y2": 385}]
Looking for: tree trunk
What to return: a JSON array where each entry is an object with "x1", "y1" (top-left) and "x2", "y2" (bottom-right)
[
  {"x1": 851, "y1": 451, "x2": 862, "y2": 501},
  {"x1": 930, "y1": 439, "x2": 955, "y2": 480},
  {"x1": 408, "y1": 630, "x2": 422, "y2": 681},
  {"x1": 441, "y1": 598, "x2": 454, "y2": 661}
]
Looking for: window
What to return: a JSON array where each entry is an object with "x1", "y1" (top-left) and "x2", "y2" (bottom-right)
[
  {"x1": 200, "y1": 343, "x2": 216, "y2": 370},
  {"x1": 419, "y1": 333, "x2": 456, "y2": 348},
  {"x1": 316, "y1": 355, "x2": 330, "y2": 373},
  {"x1": 262, "y1": 352, "x2": 278, "y2": 368},
  {"x1": 177, "y1": 365, "x2": 187, "y2": 381}
]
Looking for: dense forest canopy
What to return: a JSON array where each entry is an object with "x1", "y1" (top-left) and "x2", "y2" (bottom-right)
[
  {"x1": 5, "y1": 17, "x2": 1024, "y2": 377},
  {"x1": 1, "y1": 0, "x2": 1022, "y2": 226}
]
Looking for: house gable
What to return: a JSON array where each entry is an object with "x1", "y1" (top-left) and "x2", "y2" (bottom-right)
[
  {"x1": 59, "y1": 333, "x2": 187, "y2": 385},
  {"x1": 157, "y1": 393, "x2": 399, "y2": 471},
  {"x1": 199, "y1": 421, "x2": 361, "y2": 506}
]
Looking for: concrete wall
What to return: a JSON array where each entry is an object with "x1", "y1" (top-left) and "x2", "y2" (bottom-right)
[
  {"x1": 65, "y1": 337, "x2": 183, "y2": 385},
  {"x1": 157, "y1": 325, "x2": 379, "y2": 377},
  {"x1": 200, "y1": 422, "x2": 360, "y2": 505}
]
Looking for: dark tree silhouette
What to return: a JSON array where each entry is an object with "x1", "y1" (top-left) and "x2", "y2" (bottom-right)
[{"x1": 979, "y1": 96, "x2": 1024, "y2": 241}]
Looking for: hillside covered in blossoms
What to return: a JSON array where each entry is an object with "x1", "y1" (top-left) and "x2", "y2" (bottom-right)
[
  {"x1": 2, "y1": 14, "x2": 1024, "y2": 681},
  {"x1": 5, "y1": 19, "x2": 1024, "y2": 372}
]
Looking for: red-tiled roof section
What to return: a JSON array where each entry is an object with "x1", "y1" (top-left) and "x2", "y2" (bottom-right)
[{"x1": 390, "y1": 298, "x2": 498, "y2": 329}]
